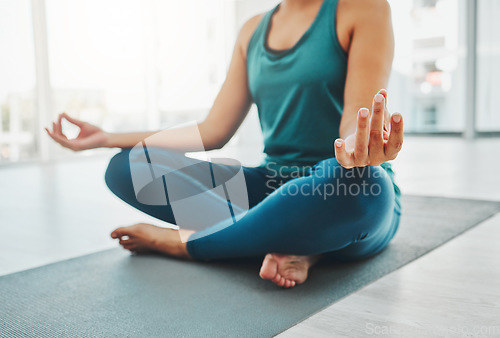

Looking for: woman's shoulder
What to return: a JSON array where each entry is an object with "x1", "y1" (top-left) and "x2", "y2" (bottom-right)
[
  {"x1": 238, "y1": 14, "x2": 265, "y2": 58},
  {"x1": 336, "y1": 0, "x2": 392, "y2": 49},
  {"x1": 338, "y1": 0, "x2": 391, "y2": 20}
]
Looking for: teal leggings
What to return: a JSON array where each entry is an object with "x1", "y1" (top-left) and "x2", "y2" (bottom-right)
[{"x1": 105, "y1": 148, "x2": 400, "y2": 261}]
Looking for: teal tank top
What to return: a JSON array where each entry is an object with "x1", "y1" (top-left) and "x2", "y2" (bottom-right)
[{"x1": 246, "y1": 0, "x2": 401, "y2": 209}]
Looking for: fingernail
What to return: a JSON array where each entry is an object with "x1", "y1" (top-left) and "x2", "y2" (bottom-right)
[
  {"x1": 393, "y1": 115, "x2": 401, "y2": 123},
  {"x1": 335, "y1": 139, "x2": 343, "y2": 147},
  {"x1": 374, "y1": 94, "x2": 384, "y2": 103},
  {"x1": 359, "y1": 108, "x2": 369, "y2": 118}
]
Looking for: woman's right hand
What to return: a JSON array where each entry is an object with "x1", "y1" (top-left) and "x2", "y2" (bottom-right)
[{"x1": 45, "y1": 113, "x2": 109, "y2": 151}]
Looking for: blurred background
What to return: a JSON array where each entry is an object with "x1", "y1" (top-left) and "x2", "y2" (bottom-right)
[{"x1": 1, "y1": 0, "x2": 499, "y2": 164}]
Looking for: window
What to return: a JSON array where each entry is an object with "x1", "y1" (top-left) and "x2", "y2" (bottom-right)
[
  {"x1": 46, "y1": 0, "x2": 148, "y2": 132},
  {"x1": 0, "y1": 0, "x2": 37, "y2": 162},
  {"x1": 476, "y1": 0, "x2": 500, "y2": 131},
  {"x1": 45, "y1": 0, "x2": 235, "y2": 158},
  {"x1": 1, "y1": 0, "x2": 236, "y2": 163},
  {"x1": 388, "y1": 0, "x2": 467, "y2": 133}
]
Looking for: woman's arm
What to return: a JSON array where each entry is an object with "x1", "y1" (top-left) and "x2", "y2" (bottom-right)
[
  {"x1": 334, "y1": 0, "x2": 403, "y2": 168},
  {"x1": 47, "y1": 15, "x2": 262, "y2": 152}
]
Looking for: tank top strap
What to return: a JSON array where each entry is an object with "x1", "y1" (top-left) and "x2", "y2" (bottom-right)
[
  {"x1": 323, "y1": 0, "x2": 345, "y2": 56},
  {"x1": 247, "y1": 4, "x2": 278, "y2": 56}
]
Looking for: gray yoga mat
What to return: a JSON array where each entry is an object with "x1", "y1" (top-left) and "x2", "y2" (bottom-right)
[{"x1": 1, "y1": 195, "x2": 499, "y2": 337}]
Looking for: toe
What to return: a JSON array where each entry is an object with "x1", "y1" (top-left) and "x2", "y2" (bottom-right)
[
  {"x1": 272, "y1": 273, "x2": 282, "y2": 284},
  {"x1": 277, "y1": 276, "x2": 286, "y2": 287},
  {"x1": 260, "y1": 254, "x2": 278, "y2": 280},
  {"x1": 111, "y1": 224, "x2": 143, "y2": 239},
  {"x1": 284, "y1": 280, "x2": 294, "y2": 288},
  {"x1": 111, "y1": 227, "x2": 127, "y2": 239}
]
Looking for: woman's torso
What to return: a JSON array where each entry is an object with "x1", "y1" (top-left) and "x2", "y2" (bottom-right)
[
  {"x1": 244, "y1": 0, "x2": 401, "y2": 209},
  {"x1": 246, "y1": 0, "x2": 348, "y2": 169}
]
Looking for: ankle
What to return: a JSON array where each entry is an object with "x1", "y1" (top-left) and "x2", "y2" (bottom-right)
[
  {"x1": 176, "y1": 241, "x2": 192, "y2": 259},
  {"x1": 177, "y1": 229, "x2": 195, "y2": 259}
]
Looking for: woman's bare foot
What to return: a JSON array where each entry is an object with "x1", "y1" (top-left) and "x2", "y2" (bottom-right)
[
  {"x1": 110, "y1": 223, "x2": 195, "y2": 259},
  {"x1": 259, "y1": 253, "x2": 320, "y2": 288}
]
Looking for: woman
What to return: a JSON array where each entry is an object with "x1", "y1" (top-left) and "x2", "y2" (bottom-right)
[{"x1": 47, "y1": 0, "x2": 403, "y2": 288}]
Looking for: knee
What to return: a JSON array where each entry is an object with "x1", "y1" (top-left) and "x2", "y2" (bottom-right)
[
  {"x1": 342, "y1": 165, "x2": 394, "y2": 205},
  {"x1": 347, "y1": 165, "x2": 393, "y2": 198},
  {"x1": 342, "y1": 166, "x2": 395, "y2": 226},
  {"x1": 104, "y1": 149, "x2": 132, "y2": 195},
  {"x1": 315, "y1": 159, "x2": 395, "y2": 213}
]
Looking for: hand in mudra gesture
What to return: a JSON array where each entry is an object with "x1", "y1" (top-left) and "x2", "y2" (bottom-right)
[
  {"x1": 45, "y1": 113, "x2": 109, "y2": 151},
  {"x1": 334, "y1": 89, "x2": 403, "y2": 169}
]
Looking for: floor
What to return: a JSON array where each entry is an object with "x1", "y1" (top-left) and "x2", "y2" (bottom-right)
[
  {"x1": 0, "y1": 152, "x2": 166, "y2": 276},
  {"x1": 389, "y1": 136, "x2": 500, "y2": 201},
  {"x1": 1, "y1": 136, "x2": 499, "y2": 335},
  {"x1": 279, "y1": 213, "x2": 500, "y2": 337}
]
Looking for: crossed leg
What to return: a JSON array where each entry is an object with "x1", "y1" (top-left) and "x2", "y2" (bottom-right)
[{"x1": 105, "y1": 149, "x2": 399, "y2": 287}]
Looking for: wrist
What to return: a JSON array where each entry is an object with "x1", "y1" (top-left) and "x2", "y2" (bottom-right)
[{"x1": 102, "y1": 132, "x2": 115, "y2": 148}]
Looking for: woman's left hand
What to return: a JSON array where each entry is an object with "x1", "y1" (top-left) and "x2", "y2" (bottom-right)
[{"x1": 334, "y1": 89, "x2": 403, "y2": 169}]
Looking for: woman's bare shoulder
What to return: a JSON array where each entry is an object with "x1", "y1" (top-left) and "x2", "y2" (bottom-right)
[
  {"x1": 338, "y1": 0, "x2": 391, "y2": 21},
  {"x1": 237, "y1": 14, "x2": 265, "y2": 58},
  {"x1": 336, "y1": 0, "x2": 391, "y2": 50}
]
